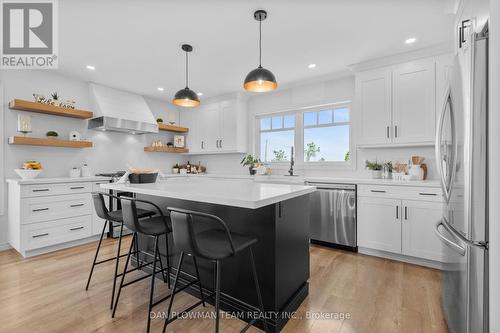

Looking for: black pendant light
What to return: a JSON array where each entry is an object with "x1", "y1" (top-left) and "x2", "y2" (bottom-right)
[
  {"x1": 173, "y1": 44, "x2": 200, "y2": 107},
  {"x1": 244, "y1": 10, "x2": 277, "y2": 92}
]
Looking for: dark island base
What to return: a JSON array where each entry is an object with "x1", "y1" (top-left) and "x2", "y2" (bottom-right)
[{"x1": 132, "y1": 194, "x2": 311, "y2": 332}]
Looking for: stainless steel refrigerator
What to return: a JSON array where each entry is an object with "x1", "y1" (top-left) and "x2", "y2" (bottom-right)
[{"x1": 434, "y1": 24, "x2": 489, "y2": 333}]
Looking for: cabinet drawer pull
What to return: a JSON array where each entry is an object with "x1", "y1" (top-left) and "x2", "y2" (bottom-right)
[
  {"x1": 70, "y1": 203, "x2": 85, "y2": 208},
  {"x1": 419, "y1": 192, "x2": 437, "y2": 196},
  {"x1": 32, "y1": 208, "x2": 49, "y2": 212},
  {"x1": 32, "y1": 188, "x2": 49, "y2": 192},
  {"x1": 70, "y1": 186, "x2": 85, "y2": 190},
  {"x1": 70, "y1": 226, "x2": 84, "y2": 231},
  {"x1": 32, "y1": 233, "x2": 49, "y2": 238},
  {"x1": 370, "y1": 190, "x2": 386, "y2": 193}
]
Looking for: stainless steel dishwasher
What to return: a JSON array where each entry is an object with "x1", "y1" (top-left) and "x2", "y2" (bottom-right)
[{"x1": 306, "y1": 182, "x2": 357, "y2": 251}]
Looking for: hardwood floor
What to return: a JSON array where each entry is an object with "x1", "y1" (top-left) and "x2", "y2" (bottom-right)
[{"x1": 0, "y1": 238, "x2": 448, "y2": 333}]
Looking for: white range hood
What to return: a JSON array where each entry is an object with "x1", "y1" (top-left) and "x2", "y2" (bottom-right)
[{"x1": 88, "y1": 83, "x2": 159, "y2": 134}]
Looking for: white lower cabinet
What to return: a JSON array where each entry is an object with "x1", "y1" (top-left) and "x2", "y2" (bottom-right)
[
  {"x1": 7, "y1": 178, "x2": 108, "y2": 257},
  {"x1": 358, "y1": 196, "x2": 401, "y2": 253},
  {"x1": 401, "y1": 200, "x2": 443, "y2": 262},
  {"x1": 357, "y1": 184, "x2": 444, "y2": 264}
]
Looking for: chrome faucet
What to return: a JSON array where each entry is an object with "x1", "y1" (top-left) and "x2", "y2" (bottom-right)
[{"x1": 288, "y1": 146, "x2": 294, "y2": 176}]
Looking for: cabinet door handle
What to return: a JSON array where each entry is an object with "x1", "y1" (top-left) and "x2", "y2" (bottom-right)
[
  {"x1": 32, "y1": 208, "x2": 49, "y2": 212},
  {"x1": 370, "y1": 190, "x2": 386, "y2": 193},
  {"x1": 219, "y1": 139, "x2": 222, "y2": 148},
  {"x1": 32, "y1": 233, "x2": 49, "y2": 238},
  {"x1": 396, "y1": 205, "x2": 399, "y2": 219},
  {"x1": 70, "y1": 186, "x2": 85, "y2": 190},
  {"x1": 404, "y1": 206, "x2": 408, "y2": 220},
  {"x1": 394, "y1": 125, "x2": 398, "y2": 138},
  {"x1": 32, "y1": 188, "x2": 49, "y2": 192},
  {"x1": 419, "y1": 192, "x2": 437, "y2": 196},
  {"x1": 386, "y1": 126, "x2": 390, "y2": 139},
  {"x1": 70, "y1": 226, "x2": 84, "y2": 231},
  {"x1": 201, "y1": 141, "x2": 204, "y2": 149},
  {"x1": 70, "y1": 203, "x2": 84, "y2": 208}
]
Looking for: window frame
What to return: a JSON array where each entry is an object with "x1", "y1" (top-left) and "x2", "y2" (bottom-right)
[{"x1": 255, "y1": 101, "x2": 354, "y2": 170}]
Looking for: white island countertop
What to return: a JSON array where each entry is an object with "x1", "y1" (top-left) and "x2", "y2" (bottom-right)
[{"x1": 101, "y1": 178, "x2": 316, "y2": 209}]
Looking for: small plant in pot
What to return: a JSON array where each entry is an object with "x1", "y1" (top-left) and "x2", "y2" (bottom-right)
[
  {"x1": 46, "y1": 130, "x2": 59, "y2": 139},
  {"x1": 240, "y1": 154, "x2": 260, "y2": 175},
  {"x1": 365, "y1": 160, "x2": 383, "y2": 179},
  {"x1": 156, "y1": 118, "x2": 163, "y2": 124},
  {"x1": 166, "y1": 142, "x2": 174, "y2": 148},
  {"x1": 172, "y1": 163, "x2": 180, "y2": 174}
]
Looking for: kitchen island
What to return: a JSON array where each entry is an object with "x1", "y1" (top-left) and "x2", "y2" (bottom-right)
[{"x1": 101, "y1": 178, "x2": 315, "y2": 332}]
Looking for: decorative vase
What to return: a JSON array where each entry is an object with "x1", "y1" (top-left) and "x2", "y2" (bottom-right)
[
  {"x1": 370, "y1": 170, "x2": 382, "y2": 179},
  {"x1": 249, "y1": 166, "x2": 256, "y2": 175},
  {"x1": 172, "y1": 168, "x2": 179, "y2": 174}
]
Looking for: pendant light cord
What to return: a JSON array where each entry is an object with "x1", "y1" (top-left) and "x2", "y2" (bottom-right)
[
  {"x1": 259, "y1": 19, "x2": 262, "y2": 68},
  {"x1": 185, "y1": 50, "x2": 189, "y2": 88}
]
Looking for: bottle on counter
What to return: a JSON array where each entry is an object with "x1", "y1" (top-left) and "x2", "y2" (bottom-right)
[{"x1": 186, "y1": 161, "x2": 191, "y2": 174}]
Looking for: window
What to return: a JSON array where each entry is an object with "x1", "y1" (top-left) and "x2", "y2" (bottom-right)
[
  {"x1": 259, "y1": 114, "x2": 295, "y2": 162},
  {"x1": 256, "y1": 103, "x2": 351, "y2": 165},
  {"x1": 303, "y1": 107, "x2": 350, "y2": 162}
]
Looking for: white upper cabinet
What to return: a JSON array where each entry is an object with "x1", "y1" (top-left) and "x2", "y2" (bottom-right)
[
  {"x1": 356, "y1": 68, "x2": 392, "y2": 145},
  {"x1": 355, "y1": 54, "x2": 451, "y2": 146},
  {"x1": 392, "y1": 59, "x2": 436, "y2": 143},
  {"x1": 180, "y1": 96, "x2": 248, "y2": 154}
]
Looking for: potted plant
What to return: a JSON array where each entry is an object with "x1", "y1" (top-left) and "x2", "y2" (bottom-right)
[
  {"x1": 166, "y1": 142, "x2": 174, "y2": 148},
  {"x1": 156, "y1": 118, "x2": 164, "y2": 124},
  {"x1": 172, "y1": 163, "x2": 180, "y2": 174},
  {"x1": 365, "y1": 160, "x2": 383, "y2": 179},
  {"x1": 240, "y1": 154, "x2": 260, "y2": 175},
  {"x1": 46, "y1": 130, "x2": 59, "y2": 139}
]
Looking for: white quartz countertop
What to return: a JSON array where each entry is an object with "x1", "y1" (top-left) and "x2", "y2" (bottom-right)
[
  {"x1": 6, "y1": 176, "x2": 111, "y2": 185},
  {"x1": 101, "y1": 178, "x2": 316, "y2": 209},
  {"x1": 160, "y1": 173, "x2": 441, "y2": 188}
]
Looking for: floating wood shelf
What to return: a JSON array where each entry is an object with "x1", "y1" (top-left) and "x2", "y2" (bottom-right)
[
  {"x1": 8, "y1": 136, "x2": 93, "y2": 148},
  {"x1": 9, "y1": 99, "x2": 93, "y2": 119},
  {"x1": 144, "y1": 146, "x2": 188, "y2": 153},
  {"x1": 158, "y1": 123, "x2": 189, "y2": 133}
]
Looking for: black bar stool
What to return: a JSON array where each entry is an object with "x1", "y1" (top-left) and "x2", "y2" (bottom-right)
[
  {"x1": 112, "y1": 197, "x2": 186, "y2": 333},
  {"x1": 163, "y1": 207, "x2": 269, "y2": 333},
  {"x1": 86, "y1": 192, "x2": 156, "y2": 309}
]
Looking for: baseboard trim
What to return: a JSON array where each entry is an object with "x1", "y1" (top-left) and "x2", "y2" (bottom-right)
[
  {"x1": 358, "y1": 247, "x2": 444, "y2": 270},
  {"x1": 0, "y1": 242, "x2": 12, "y2": 251}
]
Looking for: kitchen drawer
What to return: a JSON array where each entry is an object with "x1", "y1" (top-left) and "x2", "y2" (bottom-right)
[
  {"x1": 92, "y1": 181, "x2": 110, "y2": 192},
  {"x1": 358, "y1": 184, "x2": 442, "y2": 201},
  {"x1": 21, "y1": 182, "x2": 91, "y2": 198},
  {"x1": 21, "y1": 215, "x2": 91, "y2": 251},
  {"x1": 21, "y1": 194, "x2": 91, "y2": 224}
]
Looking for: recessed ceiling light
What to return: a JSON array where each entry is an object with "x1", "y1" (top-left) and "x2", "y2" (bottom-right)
[
  {"x1": 405, "y1": 38, "x2": 417, "y2": 44},
  {"x1": 308, "y1": 63, "x2": 316, "y2": 69},
  {"x1": 86, "y1": 65, "x2": 95, "y2": 70},
  {"x1": 157, "y1": 87, "x2": 164, "y2": 91},
  {"x1": 197, "y1": 92, "x2": 203, "y2": 96}
]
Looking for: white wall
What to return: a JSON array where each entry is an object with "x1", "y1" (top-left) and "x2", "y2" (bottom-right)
[
  {"x1": 489, "y1": 0, "x2": 499, "y2": 331},
  {"x1": 0, "y1": 70, "x2": 186, "y2": 246}
]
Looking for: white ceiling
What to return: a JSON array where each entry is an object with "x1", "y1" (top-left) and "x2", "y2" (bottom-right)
[{"x1": 57, "y1": 0, "x2": 455, "y2": 101}]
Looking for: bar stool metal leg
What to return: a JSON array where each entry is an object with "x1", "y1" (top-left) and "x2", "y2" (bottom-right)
[
  {"x1": 85, "y1": 219, "x2": 108, "y2": 290},
  {"x1": 214, "y1": 260, "x2": 221, "y2": 333},
  {"x1": 193, "y1": 256, "x2": 205, "y2": 307},
  {"x1": 165, "y1": 233, "x2": 171, "y2": 289},
  {"x1": 146, "y1": 235, "x2": 159, "y2": 333},
  {"x1": 112, "y1": 232, "x2": 136, "y2": 318},
  {"x1": 163, "y1": 252, "x2": 185, "y2": 333},
  {"x1": 249, "y1": 247, "x2": 269, "y2": 333},
  {"x1": 110, "y1": 222, "x2": 125, "y2": 309}
]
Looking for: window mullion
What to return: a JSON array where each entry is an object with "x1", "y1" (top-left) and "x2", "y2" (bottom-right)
[{"x1": 295, "y1": 112, "x2": 304, "y2": 163}]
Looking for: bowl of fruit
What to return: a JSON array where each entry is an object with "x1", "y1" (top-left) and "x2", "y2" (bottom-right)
[{"x1": 15, "y1": 161, "x2": 43, "y2": 179}]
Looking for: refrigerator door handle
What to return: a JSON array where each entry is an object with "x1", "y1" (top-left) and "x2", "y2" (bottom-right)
[
  {"x1": 442, "y1": 216, "x2": 489, "y2": 250},
  {"x1": 434, "y1": 220, "x2": 466, "y2": 256}
]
